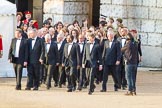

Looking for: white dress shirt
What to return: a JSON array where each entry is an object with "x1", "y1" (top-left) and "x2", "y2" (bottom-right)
[
  {"x1": 15, "y1": 38, "x2": 22, "y2": 57},
  {"x1": 68, "y1": 42, "x2": 73, "y2": 55},
  {"x1": 90, "y1": 42, "x2": 94, "y2": 53},
  {"x1": 57, "y1": 41, "x2": 63, "y2": 51},
  {"x1": 121, "y1": 37, "x2": 126, "y2": 48},
  {"x1": 109, "y1": 39, "x2": 114, "y2": 48},
  {"x1": 79, "y1": 42, "x2": 84, "y2": 53},
  {"x1": 46, "y1": 42, "x2": 51, "y2": 53},
  {"x1": 32, "y1": 37, "x2": 37, "y2": 49}
]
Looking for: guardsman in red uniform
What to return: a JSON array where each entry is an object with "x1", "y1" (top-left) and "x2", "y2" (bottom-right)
[
  {"x1": 22, "y1": 11, "x2": 32, "y2": 25},
  {"x1": 22, "y1": 11, "x2": 39, "y2": 29},
  {"x1": 0, "y1": 34, "x2": 3, "y2": 58}
]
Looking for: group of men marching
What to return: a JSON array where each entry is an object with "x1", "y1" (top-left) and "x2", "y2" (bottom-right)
[{"x1": 8, "y1": 13, "x2": 142, "y2": 95}]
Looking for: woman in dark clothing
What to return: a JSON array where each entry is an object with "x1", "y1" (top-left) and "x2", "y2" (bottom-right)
[
  {"x1": 16, "y1": 12, "x2": 23, "y2": 28},
  {"x1": 121, "y1": 33, "x2": 138, "y2": 96}
]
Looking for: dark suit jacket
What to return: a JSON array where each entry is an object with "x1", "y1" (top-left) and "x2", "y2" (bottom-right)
[
  {"x1": 77, "y1": 42, "x2": 86, "y2": 65},
  {"x1": 58, "y1": 39, "x2": 66, "y2": 64},
  {"x1": 27, "y1": 37, "x2": 45, "y2": 64},
  {"x1": 43, "y1": 42, "x2": 59, "y2": 65},
  {"x1": 82, "y1": 42, "x2": 102, "y2": 68},
  {"x1": 8, "y1": 38, "x2": 28, "y2": 64},
  {"x1": 102, "y1": 39, "x2": 121, "y2": 66},
  {"x1": 62, "y1": 43, "x2": 80, "y2": 67}
]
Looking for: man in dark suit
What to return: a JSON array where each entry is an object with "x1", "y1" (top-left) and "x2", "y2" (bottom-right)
[
  {"x1": 116, "y1": 27, "x2": 128, "y2": 90},
  {"x1": 82, "y1": 33, "x2": 102, "y2": 95},
  {"x1": 77, "y1": 34, "x2": 86, "y2": 91},
  {"x1": 43, "y1": 34, "x2": 59, "y2": 89},
  {"x1": 62, "y1": 35, "x2": 80, "y2": 92},
  {"x1": 100, "y1": 29, "x2": 121, "y2": 92},
  {"x1": 55, "y1": 33, "x2": 67, "y2": 88},
  {"x1": 25, "y1": 29, "x2": 45, "y2": 90},
  {"x1": 8, "y1": 29, "x2": 28, "y2": 90}
]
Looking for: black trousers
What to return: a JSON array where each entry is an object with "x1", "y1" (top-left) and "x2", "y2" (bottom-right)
[
  {"x1": 116, "y1": 63, "x2": 127, "y2": 88},
  {"x1": 65, "y1": 66, "x2": 77, "y2": 90},
  {"x1": 27, "y1": 63, "x2": 40, "y2": 88},
  {"x1": 56, "y1": 65, "x2": 66, "y2": 85},
  {"x1": 13, "y1": 63, "x2": 23, "y2": 87},
  {"x1": 78, "y1": 68, "x2": 86, "y2": 88},
  {"x1": 40, "y1": 64, "x2": 46, "y2": 83},
  {"x1": 53, "y1": 65, "x2": 62, "y2": 85},
  {"x1": 102, "y1": 65, "x2": 119, "y2": 91},
  {"x1": 45, "y1": 64, "x2": 56, "y2": 87},
  {"x1": 86, "y1": 67, "x2": 98, "y2": 91}
]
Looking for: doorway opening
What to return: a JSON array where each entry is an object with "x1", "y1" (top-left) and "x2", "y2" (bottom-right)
[
  {"x1": 92, "y1": 0, "x2": 100, "y2": 27},
  {"x1": 7, "y1": 0, "x2": 33, "y2": 20}
]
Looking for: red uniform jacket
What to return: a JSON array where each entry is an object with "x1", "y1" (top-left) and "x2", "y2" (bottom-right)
[{"x1": 0, "y1": 36, "x2": 3, "y2": 57}]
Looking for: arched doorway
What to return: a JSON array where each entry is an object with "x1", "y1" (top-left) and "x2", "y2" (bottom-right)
[
  {"x1": 8, "y1": 0, "x2": 33, "y2": 20},
  {"x1": 8, "y1": 0, "x2": 43, "y2": 28},
  {"x1": 92, "y1": 0, "x2": 100, "y2": 27}
]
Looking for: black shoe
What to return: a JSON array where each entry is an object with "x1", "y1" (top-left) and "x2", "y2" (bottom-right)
[
  {"x1": 54, "y1": 83, "x2": 58, "y2": 87},
  {"x1": 33, "y1": 87, "x2": 38, "y2": 90},
  {"x1": 91, "y1": 85, "x2": 96, "y2": 92},
  {"x1": 46, "y1": 86, "x2": 50, "y2": 90},
  {"x1": 88, "y1": 91, "x2": 93, "y2": 95},
  {"x1": 95, "y1": 80, "x2": 100, "y2": 85},
  {"x1": 100, "y1": 89, "x2": 106, "y2": 92},
  {"x1": 114, "y1": 87, "x2": 118, "y2": 91},
  {"x1": 125, "y1": 91, "x2": 133, "y2": 96},
  {"x1": 133, "y1": 92, "x2": 137, "y2": 95},
  {"x1": 25, "y1": 87, "x2": 31, "y2": 90},
  {"x1": 58, "y1": 84, "x2": 62, "y2": 88},
  {"x1": 122, "y1": 86, "x2": 127, "y2": 90},
  {"x1": 73, "y1": 87, "x2": 76, "y2": 91},
  {"x1": 67, "y1": 89, "x2": 72, "y2": 92},
  {"x1": 62, "y1": 82, "x2": 66, "y2": 86},
  {"x1": 82, "y1": 85, "x2": 87, "y2": 89},
  {"x1": 15, "y1": 87, "x2": 21, "y2": 90},
  {"x1": 77, "y1": 87, "x2": 82, "y2": 91}
]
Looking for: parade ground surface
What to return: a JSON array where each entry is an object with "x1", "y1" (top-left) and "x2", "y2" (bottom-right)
[{"x1": 0, "y1": 67, "x2": 162, "y2": 108}]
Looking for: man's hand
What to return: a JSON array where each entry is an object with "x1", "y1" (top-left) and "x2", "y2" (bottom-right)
[
  {"x1": 56, "y1": 63, "x2": 59, "y2": 66},
  {"x1": 82, "y1": 64, "x2": 85, "y2": 68},
  {"x1": 139, "y1": 56, "x2": 142, "y2": 62},
  {"x1": 62, "y1": 64, "x2": 65, "y2": 67},
  {"x1": 39, "y1": 59, "x2": 43, "y2": 64},
  {"x1": 8, "y1": 59, "x2": 11, "y2": 63},
  {"x1": 77, "y1": 65, "x2": 80, "y2": 69},
  {"x1": 99, "y1": 65, "x2": 103, "y2": 71},
  {"x1": 24, "y1": 62, "x2": 28, "y2": 67},
  {"x1": 116, "y1": 61, "x2": 120, "y2": 65}
]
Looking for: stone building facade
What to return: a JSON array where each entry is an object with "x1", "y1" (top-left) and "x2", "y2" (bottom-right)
[
  {"x1": 7, "y1": 0, "x2": 162, "y2": 68},
  {"x1": 100, "y1": 0, "x2": 162, "y2": 67},
  {"x1": 43, "y1": 0, "x2": 91, "y2": 25},
  {"x1": 43, "y1": 0, "x2": 162, "y2": 68}
]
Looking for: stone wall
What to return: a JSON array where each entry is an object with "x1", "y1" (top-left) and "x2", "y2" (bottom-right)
[
  {"x1": 43, "y1": 0, "x2": 162, "y2": 67},
  {"x1": 100, "y1": 0, "x2": 162, "y2": 67},
  {"x1": 33, "y1": 0, "x2": 43, "y2": 28},
  {"x1": 43, "y1": 0, "x2": 90, "y2": 25}
]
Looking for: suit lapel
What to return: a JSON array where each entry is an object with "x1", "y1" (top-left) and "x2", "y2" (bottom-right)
[
  {"x1": 47, "y1": 43, "x2": 52, "y2": 54},
  {"x1": 13, "y1": 38, "x2": 17, "y2": 55},
  {"x1": 110, "y1": 40, "x2": 115, "y2": 51},
  {"x1": 32, "y1": 37, "x2": 38, "y2": 50},
  {"x1": 68, "y1": 43, "x2": 74, "y2": 57},
  {"x1": 19, "y1": 39, "x2": 24, "y2": 50},
  {"x1": 87, "y1": 43, "x2": 90, "y2": 55},
  {"x1": 90, "y1": 42, "x2": 96, "y2": 55}
]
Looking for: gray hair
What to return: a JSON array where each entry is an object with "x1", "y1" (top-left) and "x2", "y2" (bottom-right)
[{"x1": 44, "y1": 33, "x2": 51, "y2": 39}]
